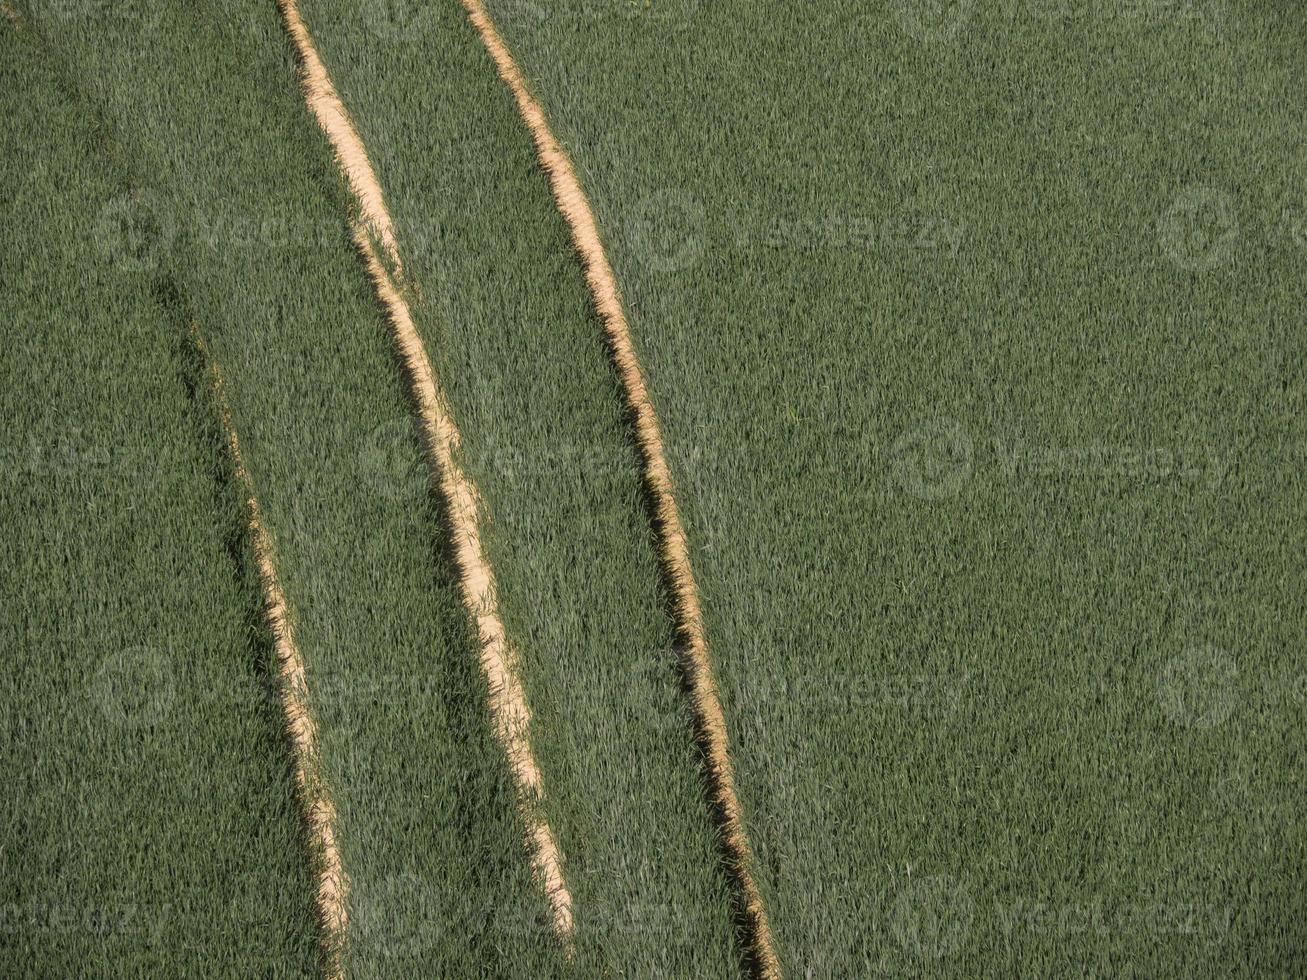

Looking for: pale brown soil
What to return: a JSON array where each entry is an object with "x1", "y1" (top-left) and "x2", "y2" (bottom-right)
[
  {"x1": 454, "y1": 2, "x2": 780, "y2": 975},
  {"x1": 191, "y1": 324, "x2": 348, "y2": 979},
  {"x1": 275, "y1": 0, "x2": 574, "y2": 952}
]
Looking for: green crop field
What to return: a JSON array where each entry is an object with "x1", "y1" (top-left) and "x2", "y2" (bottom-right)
[
  {"x1": 3, "y1": 0, "x2": 1303, "y2": 977},
  {"x1": 0, "y1": 27, "x2": 320, "y2": 975}
]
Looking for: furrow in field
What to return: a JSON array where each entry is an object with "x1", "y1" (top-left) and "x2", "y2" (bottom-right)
[
  {"x1": 190, "y1": 323, "x2": 347, "y2": 977},
  {"x1": 273, "y1": 0, "x2": 400, "y2": 274},
  {"x1": 472, "y1": 3, "x2": 1307, "y2": 974},
  {"x1": 455, "y1": 2, "x2": 777, "y2": 974},
  {"x1": 1, "y1": 23, "x2": 323, "y2": 974},
  {"x1": 275, "y1": 0, "x2": 573, "y2": 946}
]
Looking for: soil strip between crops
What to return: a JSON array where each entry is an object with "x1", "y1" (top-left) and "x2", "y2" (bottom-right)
[
  {"x1": 454, "y1": 2, "x2": 780, "y2": 975},
  {"x1": 191, "y1": 324, "x2": 347, "y2": 978},
  {"x1": 275, "y1": 0, "x2": 574, "y2": 951}
]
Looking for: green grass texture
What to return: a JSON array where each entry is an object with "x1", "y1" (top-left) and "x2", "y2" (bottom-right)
[
  {"x1": 477, "y1": 0, "x2": 1307, "y2": 974},
  {"x1": 12, "y1": 2, "x2": 562, "y2": 975},
  {"x1": 3, "y1": 0, "x2": 1303, "y2": 975},
  {"x1": 0, "y1": 26, "x2": 321, "y2": 976},
  {"x1": 295, "y1": 0, "x2": 741, "y2": 971}
]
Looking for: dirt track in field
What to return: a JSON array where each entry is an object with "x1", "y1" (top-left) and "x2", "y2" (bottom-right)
[
  {"x1": 454, "y1": 2, "x2": 780, "y2": 975},
  {"x1": 275, "y1": 0, "x2": 574, "y2": 951},
  {"x1": 192, "y1": 324, "x2": 347, "y2": 978},
  {"x1": 275, "y1": 0, "x2": 401, "y2": 275}
]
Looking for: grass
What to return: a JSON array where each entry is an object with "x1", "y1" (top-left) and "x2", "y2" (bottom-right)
[
  {"x1": 288, "y1": 0, "x2": 742, "y2": 971},
  {"x1": 477, "y1": 0, "x2": 1307, "y2": 973},
  {"x1": 0, "y1": 25, "x2": 320, "y2": 976},
  {"x1": 4, "y1": 0, "x2": 1304, "y2": 976},
  {"x1": 13, "y1": 1, "x2": 564, "y2": 975}
]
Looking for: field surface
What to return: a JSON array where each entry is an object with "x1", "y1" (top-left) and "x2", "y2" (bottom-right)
[
  {"x1": 14, "y1": 3, "x2": 558, "y2": 975},
  {"x1": 479, "y1": 1, "x2": 1307, "y2": 974},
  {"x1": 3, "y1": 0, "x2": 1304, "y2": 976},
  {"x1": 0, "y1": 25, "x2": 320, "y2": 975}
]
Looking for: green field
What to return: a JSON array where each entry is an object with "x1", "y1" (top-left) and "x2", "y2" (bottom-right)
[
  {"x1": 479, "y1": 1, "x2": 1307, "y2": 973},
  {"x1": 15, "y1": 2, "x2": 570, "y2": 975},
  {"x1": 0, "y1": 27, "x2": 320, "y2": 975},
  {"x1": 3, "y1": 0, "x2": 1303, "y2": 976}
]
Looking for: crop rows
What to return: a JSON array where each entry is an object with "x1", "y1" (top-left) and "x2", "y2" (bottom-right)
[{"x1": 3, "y1": 0, "x2": 1304, "y2": 976}]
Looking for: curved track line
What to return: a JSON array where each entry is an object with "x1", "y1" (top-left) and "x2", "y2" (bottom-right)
[
  {"x1": 191, "y1": 324, "x2": 347, "y2": 979},
  {"x1": 274, "y1": 0, "x2": 574, "y2": 950},
  {"x1": 454, "y1": 2, "x2": 780, "y2": 975},
  {"x1": 275, "y1": 0, "x2": 400, "y2": 274}
]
